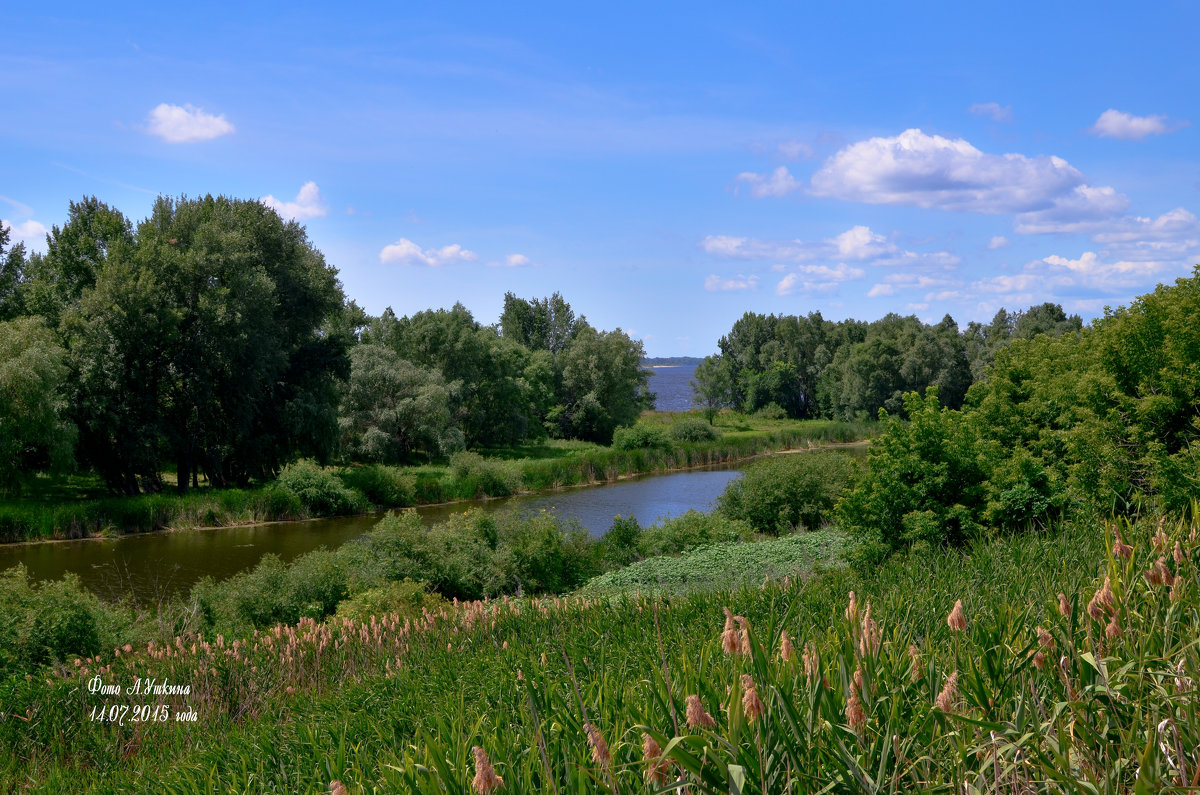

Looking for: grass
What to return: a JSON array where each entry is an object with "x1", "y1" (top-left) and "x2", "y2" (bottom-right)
[
  {"x1": 583, "y1": 529, "x2": 848, "y2": 596},
  {"x1": 0, "y1": 412, "x2": 870, "y2": 543},
  {"x1": 4, "y1": 513, "x2": 1195, "y2": 792}
]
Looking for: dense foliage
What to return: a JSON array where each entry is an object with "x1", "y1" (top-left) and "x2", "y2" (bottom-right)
[
  {"x1": 719, "y1": 451, "x2": 857, "y2": 535},
  {"x1": 694, "y1": 302, "x2": 1083, "y2": 422}
]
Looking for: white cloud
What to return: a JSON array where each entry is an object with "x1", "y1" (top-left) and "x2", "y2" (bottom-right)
[
  {"x1": 775, "y1": 263, "x2": 864, "y2": 296},
  {"x1": 0, "y1": 218, "x2": 49, "y2": 248},
  {"x1": 145, "y1": 103, "x2": 235, "y2": 143},
  {"x1": 833, "y1": 225, "x2": 892, "y2": 259},
  {"x1": 261, "y1": 181, "x2": 329, "y2": 221},
  {"x1": 704, "y1": 273, "x2": 758, "y2": 292},
  {"x1": 505, "y1": 253, "x2": 530, "y2": 267},
  {"x1": 811, "y1": 129, "x2": 1124, "y2": 225},
  {"x1": 988, "y1": 236, "x2": 1010, "y2": 250},
  {"x1": 380, "y1": 238, "x2": 477, "y2": 267},
  {"x1": 736, "y1": 166, "x2": 800, "y2": 198},
  {"x1": 867, "y1": 283, "x2": 896, "y2": 297},
  {"x1": 778, "y1": 140, "x2": 813, "y2": 160},
  {"x1": 968, "y1": 102, "x2": 1013, "y2": 122},
  {"x1": 1088, "y1": 109, "x2": 1187, "y2": 141},
  {"x1": 1013, "y1": 185, "x2": 1131, "y2": 234},
  {"x1": 702, "y1": 225, "x2": 959, "y2": 270}
]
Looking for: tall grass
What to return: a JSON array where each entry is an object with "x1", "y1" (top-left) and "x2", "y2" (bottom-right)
[{"x1": 4, "y1": 514, "x2": 1195, "y2": 792}]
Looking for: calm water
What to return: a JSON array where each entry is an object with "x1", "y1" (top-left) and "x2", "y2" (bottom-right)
[
  {"x1": 645, "y1": 364, "x2": 698, "y2": 411},
  {"x1": 0, "y1": 466, "x2": 742, "y2": 604}
]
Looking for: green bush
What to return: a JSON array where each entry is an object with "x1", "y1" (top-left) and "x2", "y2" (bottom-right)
[
  {"x1": 337, "y1": 464, "x2": 416, "y2": 508},
  {"x1": 638, "y1": 509, "x2": 754, "y2": 557},
  {"x1": 718, "y1": 451, "x2": 857, "y2": 535},
  {"x1": 837, "y1": 389, "x2": 989, "y2": 555},
  {"x1": 276, "y1": 459, "x2": 366, "y2": 516},
  {"x1": 0, "y1": 566, "x2": 104, "y2": 674},
  {"x1": 597, "y1": 514, "x2": 643, "y2": 569},
  {"x1": 611, "y1": 423, "x2": 670, "y2": 450},
  {"x1": 753, "y1": 402, "x2": 787, "y2": 420},
  {"x1": 335, "y1": 580, "x2": 447, "y2": 623},
  {"x1": 668, "y1": 418, "x2": 721, "y2": 444},
  {"x1": 449, "y1": 452, "x2": 522, "y2": 498}
]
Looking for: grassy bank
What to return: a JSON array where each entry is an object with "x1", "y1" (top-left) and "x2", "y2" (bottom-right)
[
  {"x1": 0, "y1": 413, "x2": 869, "y2": 543},
  {"x1": 3, "y1": 514, "x2": 1194, "y2": 792}
]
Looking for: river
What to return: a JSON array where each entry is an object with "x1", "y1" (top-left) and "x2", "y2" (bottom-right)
[{"x1": 0, "y1": 466, "x2": 744, "y2": 604}]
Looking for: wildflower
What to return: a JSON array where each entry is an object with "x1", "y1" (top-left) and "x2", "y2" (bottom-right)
[
  {"x1": 935, "y1": 671, "x2": 959, "y2": 713},
  {"x1": 1105, "y1": 612, "x2": 1122, "y2": 639},
  {"x1": 1036, "y1": 626, "x2": 1055, "y2": 650},
  {"x1": 1057, "y1": 593, "x2": 1071, "y2": 619},
  {"x1": 908, "y1": 645, "x2": 922, "y2": 682},
  {"x1": 1144, "y1": 557, "x2": 1174, "y2": 588},
  {"x1": 641, "y1": 733, "x2": 670, "y2": 786},
  {"x1": 1087, "y1": 577, "x2": 1115, "y2": 621},
  {"x1": 471, "y1": 746, "x2": 504, "y2": 794},
  {"x1": 685, "y1": 694, "x2": 716, "y2": 729},
  {"x1": 779, "y1": 630, "x2": 794, "y2": 663},
  {"x1": 845, "y1": 689, "x2": 866, "y2": 731},
  {"x1": 721, "y1": 608, "x2": 740, "y2": 655},
  {"x1": 859, "y1": 604, "x2": 880, "y2": 656},
  {"x1": 1112, "y1": 528, "x2": 1132, "y2": 560},
  {"x1": 803, "y1": 643, "x2": 819, "y2": 684},
  {"x1": 947, "y1": 600, "x2": 967, "y2": 632},
  {"x1": 741, "y1": 674, "x2": 765, "y2": 723},
  {"x1": 584, "y1": 722, "x2": 611, "y2": 769}
]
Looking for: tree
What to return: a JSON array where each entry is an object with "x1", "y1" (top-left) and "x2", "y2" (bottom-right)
[
  {"x1": 554, "y1": 326, "x2": 653, "y2": 443},
  {"x1": 690, "y1": 354, "x2": 733, "y2": 423},
  {"x1": 0, "y1": 317, "x2": 76, "y2": 492},
  {"x1": 499, "y1": 291, "x2": 581, "y2": 354},
  {"x1": 339, "y1": 344, "x2": 462, "y2": 462},
  {"x1": 0, "y1": 223, "x2": 26, "y2": 321}
]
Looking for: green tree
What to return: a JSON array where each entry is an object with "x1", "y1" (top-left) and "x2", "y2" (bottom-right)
[
  {"x1": 499, "y1": 291, "x2": 581, "y2": 354},
  {"x1": 0, "y1": 317, "x2": 76, "y2": 491},
  {"x1": 554, "y1": 325, "x2": 653, "y2": 443},
  {"x1": 690, "y1": 354, "x2": 733, "y2": 423},
  {"x1": 339, "y1": 344, "x2": 462, "y2": 462},
  {"x1": 0, "y1": 224, "x2": 27, "y2": 320}
]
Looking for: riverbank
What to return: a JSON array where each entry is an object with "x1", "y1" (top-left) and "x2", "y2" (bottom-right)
[{"x1": 0, "y1": 413, "x2": 871, "y2": 544}]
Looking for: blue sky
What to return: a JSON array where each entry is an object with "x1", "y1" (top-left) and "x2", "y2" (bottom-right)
[{"x1": 3, "y1": 2, "x2": 1198, "y2": 355}]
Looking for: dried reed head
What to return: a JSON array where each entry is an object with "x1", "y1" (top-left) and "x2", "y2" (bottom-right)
[
  {"x1": 935, "y1": 671, "x2": 959, "y2": 713},
  {"x1": 584, "y1": 723, "x2": 611, "y2": 769},
  {"x1": 741, "y1": 674, "x2": 765, "y2": 723},
  {"x1": 471, "y1": 746, "x2": 504, "y2": 794},
  {"x1": 947, "y1": 600, "x2": 967, "y2": 632},
  {"x1": 779, "y1": 630, "x2": 795, "y2": 663},
  {"x1": 685, "y1": 694, "x2": 716, "y2": 729}
]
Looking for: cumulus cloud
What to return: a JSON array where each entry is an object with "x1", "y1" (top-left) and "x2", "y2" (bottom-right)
[
  {"x1": 1088, "y1": 109, "x2": 1187, "y2": 141},
  {"x1": 778, "y1": 140, "x2": 813, "y2": 160},
  {"x1": 380, "y1": 238, "x2": 477, "y2": 267},
  {"x1": 704, "y1": 273, "x2": 758, "y2": 292},
  {"x1": 145, "y1": 103, "x2": 235, "y2": 143},
  {"x1": 968, "y1": 102, "x2": 1013, "y2": 122},
  {"x1": 810, "y1": 129, "x2": 1125, "y2": 225},
  {"x1": 775, "y1": 263, "x2": 864, "y2": 296},
  {"x1": 261, "y1": 182, "x2": 329, "y2": 221},
  {"x1": 1013, "y1": 185, "x2": 1131, "y2": 234},
  {"x1": 736, "y1": 166, "x2": 800, "y2": 198},
  {"x1": 0, "y1": 218, "x2": 49, "y2": 248},
  {"x1": 987, "y1": 235, "x2": 1010, "y2": 250},
  {"x1": 867, "y1": 283, "x2": 896, "y2": 297},
  {"x1": 702, "y1": 225, "x2": 959, "y2": 270}
]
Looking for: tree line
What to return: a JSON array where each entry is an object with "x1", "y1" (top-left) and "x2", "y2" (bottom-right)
[
  {"x1": 0, "y1": 195, "x2": 651, "y2": 495},
  {"x1": 691, "y1": 303, "x2": 1083, "y2": 422}
]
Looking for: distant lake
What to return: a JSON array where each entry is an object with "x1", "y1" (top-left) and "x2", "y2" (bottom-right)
[{"x1": 644, "y1": 364, "x2": 698, "y2": 411}]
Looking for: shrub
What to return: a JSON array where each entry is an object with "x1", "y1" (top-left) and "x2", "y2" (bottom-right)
[
  {"x1": 335, "y1": 580, "x2": 446, "y2": 623},
  {"x1": 0, "y1": 566, "x2": 103, "y2": 674},
  {"x1": 276, "y1": 459, "x2": 366, "y2": 516},
  {"x1": 668, "y1": 418, "x2": 721, "y2": 444},
  {"x1": 638, "y1": 510, "x2": 754, "y2": 557},
  {"x1": 611, "y1": 423, "x2": 670, "y2": 451},
  {"x1": 718, "y1": 451, "x2": 857, "y2": 535},
  {"x1": 837, "y1": 389, "x2": 989, "y2": 554},
  {"x1": 597, "y1": 514, "x2": 643, "y2": 569},
  {"x1": 449, "y1": 452, "x2": 522, "y2": 498},
  {"x1": 753, "y1": 402, "x2": 787, "y2": 420},
  {"x1": 337, "y1": 465, "x2": 416, "y2": 508}
]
